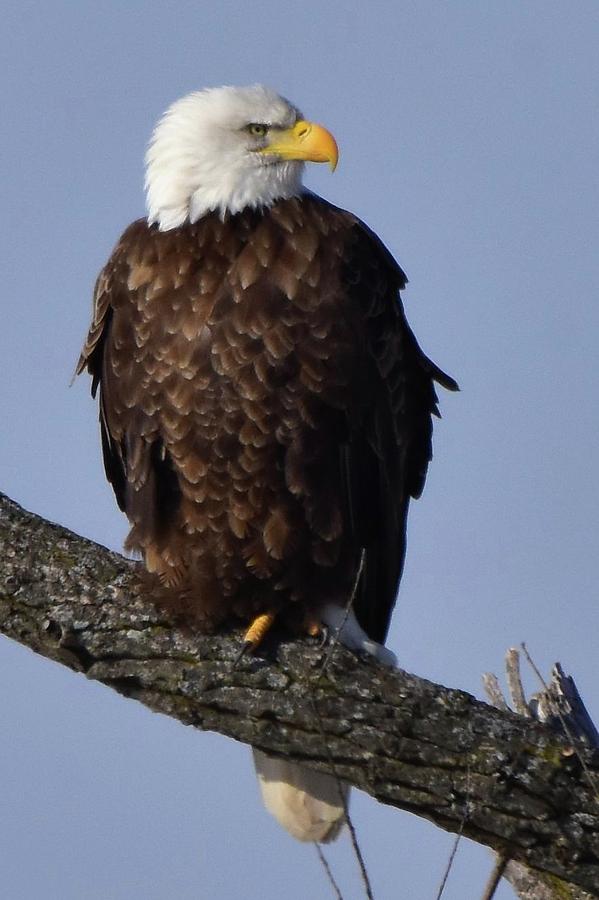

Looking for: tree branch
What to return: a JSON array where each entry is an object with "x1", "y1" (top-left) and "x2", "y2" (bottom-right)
[
  {"x1": 483, "y1": 653, "x2": 599, "y2": 900},
  {"x1": 1, "y1": 491, "x2": 599, "y2": 896}
]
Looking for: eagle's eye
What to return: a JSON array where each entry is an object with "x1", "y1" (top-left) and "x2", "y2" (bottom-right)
[{"x1": 247, "y1": 123, "x2": 269, "y2": 137}]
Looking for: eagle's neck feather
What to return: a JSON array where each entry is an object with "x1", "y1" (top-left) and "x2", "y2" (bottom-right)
[{"x1": 187, "y1": 161, "x2": 304, "y2": 225}]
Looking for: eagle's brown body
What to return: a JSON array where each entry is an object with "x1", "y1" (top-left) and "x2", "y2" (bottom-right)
[{"x1": 78, "y1": 194, "x2": 456, "y2": 642}]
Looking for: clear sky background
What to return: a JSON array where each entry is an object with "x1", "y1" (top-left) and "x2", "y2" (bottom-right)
[{"x1": 1, "y1": 3, "x2": 598, "y2": 898}]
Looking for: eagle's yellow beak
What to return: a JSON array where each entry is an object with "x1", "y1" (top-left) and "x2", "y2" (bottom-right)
[{"x1": 260, "y1": 120, "x2": 339, "y2": 171}]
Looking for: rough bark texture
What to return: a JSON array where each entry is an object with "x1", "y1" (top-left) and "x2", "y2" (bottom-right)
[
  {"x1": 503, "y1": 862, "x2": 596, "y2": 900},
  {"x1": 1, "y1": 491, "x2": 599, "y2": 897},
  {"x1": 484, "y1": 658, "x2": 599, "y2": 899}
]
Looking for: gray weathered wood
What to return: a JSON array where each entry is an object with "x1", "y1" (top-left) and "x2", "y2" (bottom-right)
[
  {"x1": 1, "y1": 491, "x2": 599, "y2": 896},
  {"x1": 484, "y1": 651, "x2": 599, "y2": 899}
]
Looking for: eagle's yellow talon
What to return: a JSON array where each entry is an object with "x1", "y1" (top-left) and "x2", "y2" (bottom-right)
[
  {"x1": 243, "y1": 611, "x2": 276, "y2": 651},
  {"x1": 233, "y1": 612, "x2": 276, "y2": 668},
  {"x1": 306, "y1": 620, "x2": 322, "y2": 639}
]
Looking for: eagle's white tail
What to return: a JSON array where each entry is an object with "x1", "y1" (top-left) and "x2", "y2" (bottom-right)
[
  {"x1": 253, "y1": 749, "x2": 348, "y2": 843},
  {"x1": 252, "y1": 606, "x2": 395, "y2": 842}
]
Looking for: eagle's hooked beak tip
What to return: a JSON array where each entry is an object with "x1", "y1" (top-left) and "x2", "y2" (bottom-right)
[{"x1": 261, "y1": 120, "x2": 339, "y2": 171}]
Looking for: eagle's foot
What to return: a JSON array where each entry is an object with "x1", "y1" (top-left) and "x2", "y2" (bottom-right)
[
  {"x1": 233, "y1": 611, "x2": 276, "y2": 667},
  {"x1": 319, "y1": 604, "x2": 397, "y2": 668},
  {"x1": 306, "y1": 619, "x2": 322, "y2": 639},
  {"x1": 303, "y1": 617, "x2": 329, "y2": 649}
]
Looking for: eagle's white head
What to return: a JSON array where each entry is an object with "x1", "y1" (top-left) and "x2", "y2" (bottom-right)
[{"x1": 145, "y1": 85, "x2": 338, "y2": 231}]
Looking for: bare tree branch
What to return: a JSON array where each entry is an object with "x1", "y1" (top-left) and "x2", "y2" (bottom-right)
[
  {"x1": 484, "y1": 652, "x2": 599, "y2": 900},
  {"x1": 2, "y1": 491, "x2": 599, "y2": 896}
]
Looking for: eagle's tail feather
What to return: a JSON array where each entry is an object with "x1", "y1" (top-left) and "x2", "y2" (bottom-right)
[{"x1": 253, "y1": 749, "x2": 348, "y2": 843}]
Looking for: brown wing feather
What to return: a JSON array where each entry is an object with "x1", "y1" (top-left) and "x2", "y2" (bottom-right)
[
  {"x1": 335, "y1": 212, "x2": 457, "y2": 642},
  {"x1": 79, "y1": 197, "x2": 456, "y2": 639},
  {"x1": 77, "y1": 224, "x2": 147, "y2": 512}
]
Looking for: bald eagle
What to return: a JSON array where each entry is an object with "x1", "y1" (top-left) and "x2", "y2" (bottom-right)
[{"x1": 77, "y1": 85, "x2": 457, "y2": 843}]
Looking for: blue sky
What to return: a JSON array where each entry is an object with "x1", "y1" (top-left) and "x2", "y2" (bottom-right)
[{"x1": 1, "y1": 3, "x2": 598, "y2": 898}]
